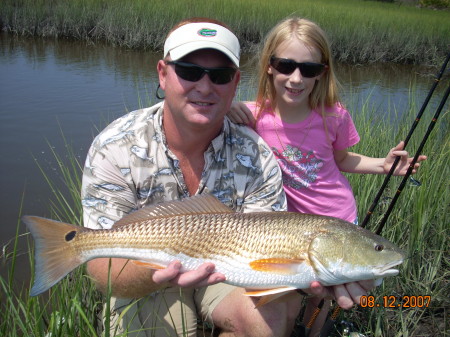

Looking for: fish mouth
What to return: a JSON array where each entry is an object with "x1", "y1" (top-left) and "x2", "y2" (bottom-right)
[{"x1": 373, "y1": 259, "x2": 403, "y2": 277}]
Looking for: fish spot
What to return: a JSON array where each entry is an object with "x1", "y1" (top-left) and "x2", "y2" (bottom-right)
[
  {"x1": 65, "y1": 231, "x2": 77, "y2": 242},
  {"x1": 374, "y1": 244, "x2": 384, "y2": 252}
]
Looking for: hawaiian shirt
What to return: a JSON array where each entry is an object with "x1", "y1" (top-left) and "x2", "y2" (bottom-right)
[{"x1": 81, "y1": 102, "x2": 286, "y2": 229}]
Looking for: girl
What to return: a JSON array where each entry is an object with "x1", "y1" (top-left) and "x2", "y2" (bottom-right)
[
  {"x1": 228, "y1": 17, "x2": 426, "y2": 336},
  {"x1": 228, "y1": 17, "x2": 426, "y2": 224}
]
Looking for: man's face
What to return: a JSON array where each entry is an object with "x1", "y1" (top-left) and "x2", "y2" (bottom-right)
[{"x1": 158, "y1": 49, "x2": 240, "y2": 131}]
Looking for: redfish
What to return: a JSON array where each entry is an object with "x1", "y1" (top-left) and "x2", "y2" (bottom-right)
[{"x1": 23, "y1": 194, "x2": 404, "y2": 297}]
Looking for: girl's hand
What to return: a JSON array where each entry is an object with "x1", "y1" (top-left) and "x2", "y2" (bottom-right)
[
  {"x1": 227, "y1": 102, "x2": 256, "y2": 126},
  {"x1": 384, "y1": 141, "x2": 427, "y2": 176}
]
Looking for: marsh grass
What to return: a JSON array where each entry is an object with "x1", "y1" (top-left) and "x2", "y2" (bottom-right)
[
  {"x1": 1, "y1": 0, "x2": 449, "y2": 65},
  {"x1": 1, "y1": 86, "x2": 449, "y2": 335},
  {"x1": 0, "y1": 133, "x2": 104, "y2": 336},
  {"x1": 343, "y1": 87, "x2": 449, "y2": 335}
]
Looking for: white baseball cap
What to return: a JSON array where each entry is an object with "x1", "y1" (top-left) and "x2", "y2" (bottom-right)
[{"x1": 164, "y1": 22, "x2": 240, "y2": 67}]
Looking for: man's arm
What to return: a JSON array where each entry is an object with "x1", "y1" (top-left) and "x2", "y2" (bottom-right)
[
  {"x1": 82, "y1": 150, "x2": 164, "y2": 297},
  {"x1": 87, "y1": 258, "x2": 225, "y2": 298}
]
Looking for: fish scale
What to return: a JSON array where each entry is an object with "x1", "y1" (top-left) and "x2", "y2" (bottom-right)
[{"x1": 23, "y1": 194, "x2": 405, "y2": 297}]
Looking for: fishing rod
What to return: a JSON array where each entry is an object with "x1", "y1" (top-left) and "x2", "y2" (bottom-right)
[
  {"x1": 304, "y1": 299, "x2": 325, "y2": 337},
  {"x1": 319, "y1": 304, "x2": 341, "y2": 337},
  {"x1": 361, "y1": 52, "x2": 450, "y2": 229},
  {"x1": 376, "y1": 80, "x2": 449, "y2": 235},
  {"x1": 303, "y1": 54, "x2": 449, "y2": 337}
]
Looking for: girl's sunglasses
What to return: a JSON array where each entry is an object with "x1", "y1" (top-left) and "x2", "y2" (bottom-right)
[
  {"x1": 165, "y1": 61, "x2": 237, "y2": 85},
  {"x1": 270, "y1": 57, "x2": 328, "y2": 78}
]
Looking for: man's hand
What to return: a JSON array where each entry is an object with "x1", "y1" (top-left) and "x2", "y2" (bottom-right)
[
  {"x1": 152, "y1": 261, "x2": 226, "y2": 288},
  {"x1": 308, "y1": 280, "x2": 375, "y2": 309}
]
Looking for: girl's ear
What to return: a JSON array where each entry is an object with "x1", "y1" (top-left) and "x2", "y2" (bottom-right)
[
  {"x1": 267, "y1": 65, "x2": 273, "y2": 75},
  {"x1": 316, "y1": 63, "x2": 328, "y2": 81},
  {"x1": 316, "y1": 71, "x2": 325, "y2": 81}
]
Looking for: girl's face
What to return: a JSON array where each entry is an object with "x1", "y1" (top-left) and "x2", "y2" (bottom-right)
[{"x1": 269, "y1": 37, "x2": 323, "y2": 118}]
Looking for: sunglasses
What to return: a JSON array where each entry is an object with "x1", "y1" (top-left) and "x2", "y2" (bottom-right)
[
  {"x1": 270, "y1": 57, "x2": 328, "y2": 78},
  {"x1": 165, "y1": 61, "x2": 237, "y2": 85}
]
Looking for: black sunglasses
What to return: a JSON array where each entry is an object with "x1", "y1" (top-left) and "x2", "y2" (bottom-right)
[
  {"x1": 270, "y1": 57, "x2": 328, "y2": 78},
  {"x1": 165, "y1": 61, "x2": 237, "y2": 85}
]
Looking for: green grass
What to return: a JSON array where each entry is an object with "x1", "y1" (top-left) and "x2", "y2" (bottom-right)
[
  {"x1": 1, "y1": 0, "x2": 449, "y2": 65},
  {"x1": 342, "y1": 86, "x2": 449, "y2": 335},
  {"x1": 1, "y1": 86, "x2": 449, "y2": 335},
  {"x1": 0, "y1": 134, "x2": 104, "y2": 336}
]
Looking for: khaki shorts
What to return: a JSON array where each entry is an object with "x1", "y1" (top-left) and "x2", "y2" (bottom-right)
[{"x1": 103, "y1": 283, "x2": 236, "y2": 337}]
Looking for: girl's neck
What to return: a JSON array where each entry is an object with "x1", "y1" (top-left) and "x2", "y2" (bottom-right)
[{"x1": 274, "y1": 101, "x2": 312, "y2": 124}]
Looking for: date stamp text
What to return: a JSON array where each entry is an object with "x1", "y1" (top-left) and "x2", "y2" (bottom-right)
[{"x1": 360, "y1": 295, "x2": 431, "y2": 308}]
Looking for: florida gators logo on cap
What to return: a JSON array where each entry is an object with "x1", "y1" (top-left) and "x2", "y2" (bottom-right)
[
  {"x1": 164, "y1": 22, "x2": 240, "y2": 66},
  {"x1": 198, "y1": 28, "x2": 217, "y2": 37}
]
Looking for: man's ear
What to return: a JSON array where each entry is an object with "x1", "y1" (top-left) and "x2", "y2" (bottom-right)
[
  {"x1": 157, "y1": 60, "x2": 167, "y2": 90},
  {"x1": 231, "y1": 70, "x2": 241, "y2": 99},
  {"x1": 234, "y1": 70, "x2": 241, "y2": 86}
]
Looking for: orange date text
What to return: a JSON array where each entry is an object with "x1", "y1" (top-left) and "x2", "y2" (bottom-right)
[{"x1": 360, "y1": 295, "x2": 431, "y2": 308}]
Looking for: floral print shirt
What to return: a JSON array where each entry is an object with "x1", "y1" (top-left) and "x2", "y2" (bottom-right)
[{"x1": 81, "y1": 102, "x2": 286, "y2": 229}]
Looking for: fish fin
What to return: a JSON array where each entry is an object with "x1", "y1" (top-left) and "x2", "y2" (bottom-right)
[
  {"x1": 22, "y1": 216, "x2": 88, "y2": 296},
  {"x1": 132, "y1": 261, "x2": 166, "y2": 269},
  {"x1": 244, "y1": 287, "x2": 298, "y2": 308},
  {"x1": 113, "y1": 194, "x2": 233, "y2": 227},
  {"x1": 244, "y1": 286, "x2": 298, "y2": 297},
  {"x1": 255, "y1": 294, "x2": 285, "y2": 308},
  {"x1": 249, "y1": 258, "x2": 304, "y2": 274}
]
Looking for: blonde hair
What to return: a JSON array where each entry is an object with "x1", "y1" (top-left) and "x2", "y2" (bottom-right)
[{"x1": 255, "y1": 17, "x2": 340, "y2": 117}]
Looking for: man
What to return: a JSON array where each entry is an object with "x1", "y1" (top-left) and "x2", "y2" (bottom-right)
[{"x1": 82, "y1": 18, "x2": 372, "y2": 337}]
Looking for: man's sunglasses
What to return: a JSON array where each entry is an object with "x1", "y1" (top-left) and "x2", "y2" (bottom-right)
[
  {"x1": 165, "y1": 61, "x2": 237, "y2": 85},
  {"x1": 270, "y1": 57, "x2": 328, "y2": 78}
]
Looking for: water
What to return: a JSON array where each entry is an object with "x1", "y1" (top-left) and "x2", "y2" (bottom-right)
[{"x1": 0, "y1": 32, "x2": 446, "y2": 284}]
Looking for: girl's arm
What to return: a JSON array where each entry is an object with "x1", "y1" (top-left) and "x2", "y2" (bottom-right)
[
  {"x1": 227, "y1": 101, "x2": 256, "y2": 126},
  {"x1": 334, "y1": 141, "x2": 427, "y2": 175}
]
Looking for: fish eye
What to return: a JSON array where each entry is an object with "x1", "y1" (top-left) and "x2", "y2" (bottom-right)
[
  {"x1": 374, "y1": 244, "x2": 384, "y2": 252},
  {"x1": 65, "y1": 230, "x2": 77, "y2": 242}
]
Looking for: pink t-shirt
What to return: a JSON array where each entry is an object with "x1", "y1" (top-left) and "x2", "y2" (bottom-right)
[{"x1": 247, "y1": 102, "x2": 360, "y2": 222}]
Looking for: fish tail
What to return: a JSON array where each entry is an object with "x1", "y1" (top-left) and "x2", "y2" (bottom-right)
[{"x1": 22, "y1": 215, "x2": 87, "y2": 296}]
